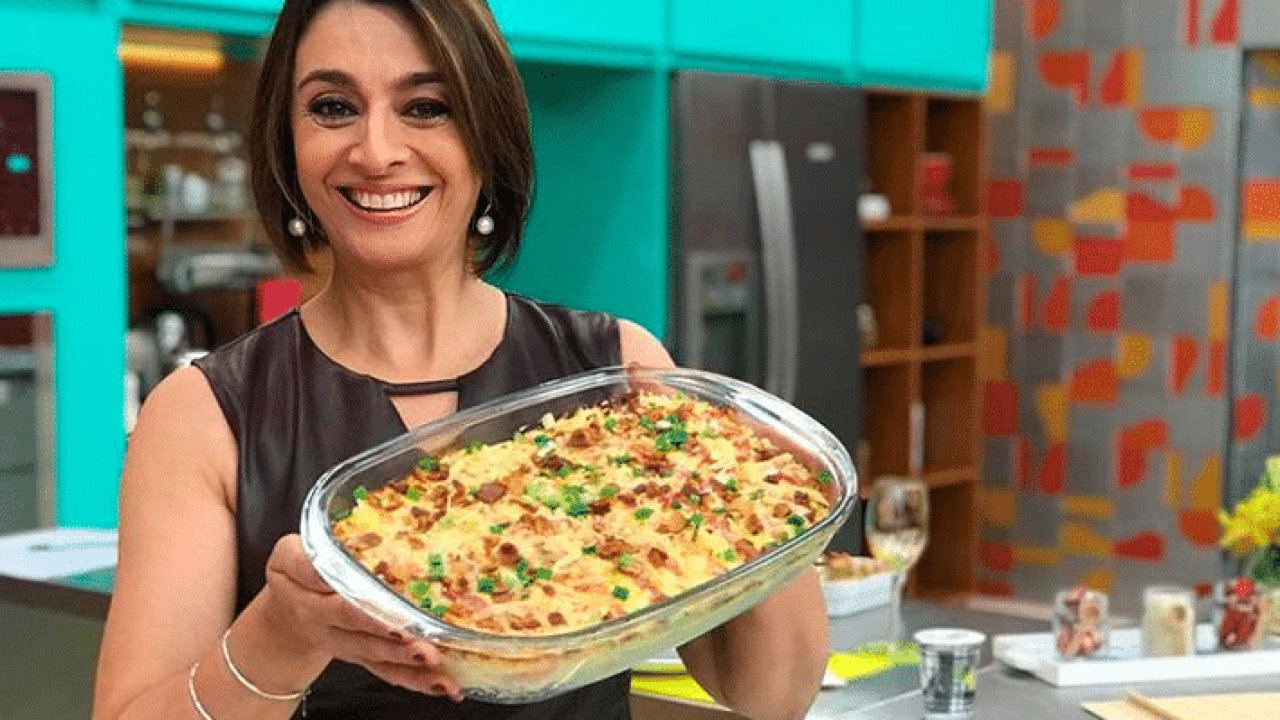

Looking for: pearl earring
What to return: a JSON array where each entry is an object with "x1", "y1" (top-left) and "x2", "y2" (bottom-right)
[
  {"x1": 475, "y1": 203, "x2": 494, "y2": 236},
  {"x1": 288, "y1": 216, "x2": 307, "y2": 238}
]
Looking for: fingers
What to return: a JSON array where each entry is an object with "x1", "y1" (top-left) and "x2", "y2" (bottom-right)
[{"x1": 364, "y1": 660, "x2": 464, "y2": 702}]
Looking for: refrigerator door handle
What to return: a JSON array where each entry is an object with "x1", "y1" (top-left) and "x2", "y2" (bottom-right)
[{"x1": 747, "y1": 139, "x2": 800, "y2": 402}]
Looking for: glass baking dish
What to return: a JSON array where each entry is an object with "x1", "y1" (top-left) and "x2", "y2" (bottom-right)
[{"x1": 301, "y1": 365, "x2": 858, "y2": 703}]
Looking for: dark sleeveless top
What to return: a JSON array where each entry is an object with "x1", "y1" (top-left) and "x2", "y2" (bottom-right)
[{"x1": 193, "y1": 293, "x2": 629, "y2": 719}]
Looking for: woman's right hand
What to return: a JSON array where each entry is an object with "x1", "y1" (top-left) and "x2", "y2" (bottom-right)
[{"x1": 257, "y1": 533, "x2": 464, "y2": 701}]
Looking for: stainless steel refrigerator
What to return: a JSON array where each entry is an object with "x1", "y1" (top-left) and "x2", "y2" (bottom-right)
[{"x1": 668, "y1": 72, "x2": 865, "y2": 550}]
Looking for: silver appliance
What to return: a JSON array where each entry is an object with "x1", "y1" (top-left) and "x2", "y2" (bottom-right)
[{"x1": 670, "y1": 72, "x2": 866, "y2": 549}]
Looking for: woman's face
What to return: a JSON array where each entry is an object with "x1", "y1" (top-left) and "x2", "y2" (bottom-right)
[{"x1": 292, "y1": 0, "x2": 481, "y2": 271}]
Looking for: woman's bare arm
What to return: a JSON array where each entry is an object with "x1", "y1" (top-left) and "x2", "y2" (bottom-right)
[{"x1": 93, "y1": 367, "x2": 461, "y2": 720}]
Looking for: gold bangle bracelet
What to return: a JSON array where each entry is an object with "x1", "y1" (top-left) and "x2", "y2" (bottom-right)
[
  {"x1": 220, "y1": 628, "x2": 307, "y2": 702},
  {"x1": 187, "y1": 662, "x2": 217, "y2": 720}
]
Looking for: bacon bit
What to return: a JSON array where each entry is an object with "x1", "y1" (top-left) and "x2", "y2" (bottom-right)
[
  {"x1": 754, "y1": 447, "x2": 780, "y2": 462},
  {"x1": 496, "y1": 542, "x2": 521, "y2": 566},
  {"x1": 353, "y1": 532, "x2": 383, "y2": 550},
  {"x1": 407, "y1": 536, "x2": 425, "y2": 550},
  {"x1": 535, "y1": 453, "x2": 569, "y2": 473},
  {"x1": 597, "y1": 537, "x2": 637, "y2": 560},
  {"x1": 638, "y1": 451, "x2": 671, "y2": 473},
  {"x1": 772, "y1": 503, "x2": 792, "y2": 518},
  {"x1": 589, "y1": 499, "x2": 612, "y2": 515},
  {"x1": 482, "y1": 536, "x2": 501, "y2": 554},
  {"x1": 548, "y1": 611, "x2": 567, "y2": 627},
  {"x1": 515, "y1": 512, "x2": 555, "y2": 535},
  {"x1": 390, "y1": 478, "x2": 410, "y2": 493},
  {"x1": 475, "y1": 481, "x2": 507, "y2": 504},
  {"x1": 475, "y1": 617, "x2": 503, "y2": 632},
  {"x1": 543, "y1": 585, "x2": 557, "y2": 598},
  {"x1": 657, "y1": 513, "x2": 688, "y2": 534},
  {"x1": 374, "y1": 560, "x2": 390, "y2": 575},
  {"x1": 734, "y1": 539, "x2": 760, "y2": 561},
  {"x1": 567, "y1": 428, "x2": 595, "y2": 448},
  {"x1": 450, "y1": 480, "x2": 468, "y2": 503},
  {"x1": 615, "y1": 492, "x2": 637, "y2": 507},
  {"x1": 648, "y1": 547, "x2": 670, "y2": 568},
  {"x1": 674, "y1": 403, "x2": 693, "y2": 421},
  {"x1": 745, "y1": 513, "x2": 764, "y2": 535}
]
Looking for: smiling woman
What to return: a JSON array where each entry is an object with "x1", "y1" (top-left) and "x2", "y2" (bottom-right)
[{"x1": 91, "y1": 2, "x2": 828, "y2": 720}]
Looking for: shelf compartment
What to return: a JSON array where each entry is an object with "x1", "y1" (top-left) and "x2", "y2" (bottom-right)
[
  {"x1": 920, "y1": 357, "x2": 976, "y2": 475},
  {"x1": 923, "y1": 229, "x2": 978, "y2": 345},
  {"x1": 864, "y1": 229, "x2": 915, "y2": 351},
  {"x1": 913, "y1": 481, "x2": 976, "y2": 598},
  {"x1": 923, "y1": 97, "x2": 983, "y2": 218},
  {"x1": 862, "y1": 363, "x2": 912, "y2": 482},
  {"x1": 866, "y1": 92, "x2": 922, "y2": 218}
]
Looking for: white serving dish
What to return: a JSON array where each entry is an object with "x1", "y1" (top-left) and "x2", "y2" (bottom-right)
[
  {"x1": 822, "y1": 572, "x2": 894, "y2": 617},
  {"x1": 301, "y1": 366, "x2": 858, "y2": 703},
  {"x1": 994, "y1": 624, "x2": 1280, "y2": 687}
]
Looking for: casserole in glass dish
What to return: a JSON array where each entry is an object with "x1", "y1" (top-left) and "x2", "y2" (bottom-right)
[{"x1": 301, "y1": 366, "x2": 858, "y2": 703}]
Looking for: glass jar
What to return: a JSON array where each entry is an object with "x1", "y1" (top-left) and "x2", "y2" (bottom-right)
[
  {"x1": 1052, "y1": 585, "x2": 1109, "y2": 660},
  {"x1": 1214, "y1": 578, "x2": 1272, "y2": 651},
  {"x1": 1141, "y1": 585, "x2": 1195, "y2": 657}
]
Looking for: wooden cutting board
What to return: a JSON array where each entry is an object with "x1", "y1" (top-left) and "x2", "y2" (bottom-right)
[{"x1": 1083, "y1": 692, "x2": 1280, "y2": 720}]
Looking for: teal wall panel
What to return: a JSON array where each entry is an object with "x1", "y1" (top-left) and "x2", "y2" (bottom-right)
[
  {"x1": 490, "y1": 0, "x2": 662, "y2": 55},
  {"x1": 669, "y1": 0, "x2": 855, "y2": 76},
  {"x1": 859, "y1": 0, "x2": 993, "y2": 91},
  {"x1": 500, "y1": 64, "x2": 668, "y2": 339},
  {"x1": 0, "y1": 5, "x2": 125, "y2": 528},
  {"x1": 123, "y1": 0, "x2": 277, "y2": 34}
]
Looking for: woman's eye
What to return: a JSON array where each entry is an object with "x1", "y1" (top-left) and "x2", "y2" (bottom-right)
[
  {"x1": 307, "y1": 97, "x2": 357, "y2": 122},
  {"x1": 405, "y1": 99, "x2": 450, "y2": 122}
]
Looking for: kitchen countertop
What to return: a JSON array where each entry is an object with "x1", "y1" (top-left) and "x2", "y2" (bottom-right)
[{"x1": 7, "y1": 568, "x2": 1280, "y2": 720}]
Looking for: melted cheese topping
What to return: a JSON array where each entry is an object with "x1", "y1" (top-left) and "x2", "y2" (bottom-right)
[{"x1": 332, "y1": 391, "x2": 833, "y2": 636}]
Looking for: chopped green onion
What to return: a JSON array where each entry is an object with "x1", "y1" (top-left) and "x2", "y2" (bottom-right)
[
  {"x1": 583, "y1": 545, "x2": 598, "y2": 556},
  {"x1": 612, "y1": 585, "x2": 630, "y2": 600},
  {"x1": 352, "y1": 486, "x2": 369, "y2": 501},
  {"x1": 465, "y1": 440, "x2": 484, "y2": 454},
  {"x1": 477, "y1": 577, "x2": 497, "y2": 594},
  {"x1": 406, "y1": 487, "x2": 422, "y2": 501},
  {"x1": 489, "y1": 523, "x2": 508, "y2": 534},
  {"x1": 535, "y1": 567, "x2": 553, "y2": 581},
  {"x1": 416, "y1": 456, "x2": 439, "y2": 472},
  {"x1": 634, "y1": 507, "x2": 655, "y2": 521},
  {"x1": 816, "y1": 469, "x2": 833, "y2": 485},
  {"x1": 604, "y1": 417, "x2": 618, "y2": 432}
]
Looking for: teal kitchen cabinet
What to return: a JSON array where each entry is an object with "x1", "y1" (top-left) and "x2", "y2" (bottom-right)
[
  {"x1": 0, "y1": 4, "x2": 126, "y2": 528},
  {"x1": 858, "y1": 0, "x2": 992, "y2": 91},
  {"x1": 667, "y1": 0, "x2": 854, "y2": 78},
  {"x1": 489, "y1": 0, "x2": 663, "y2": 68},
  {"x1": 500, "y1": 64, "x2": 668, "y2": 337},
  {"x1": 122, "y1": 0, "x2": 279, "y2": 35}
]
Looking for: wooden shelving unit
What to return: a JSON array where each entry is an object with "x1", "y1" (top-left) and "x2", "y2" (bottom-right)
[{"x1": 860, "y1": 90, "x2": 986, "y2": 599}]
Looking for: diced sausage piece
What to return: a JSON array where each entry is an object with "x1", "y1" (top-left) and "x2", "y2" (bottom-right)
[
  {"x1": 548, "y1": 611, "x2": 567, "y2": 627},
  {"x1": 772, "y1": 503, "x2": 792, "y2": 518},
  {"x1": 590, "y1": 499, "x2": 612, "y2": 515},
  {"x1": 354, "y1": 532, "x2": 383, "y2": 550},
  {"x1": 476, "y1": 481, "x2": 507, "y2": 504},
  {"x1": 567, "y1": 429, "x2": 593, "y2": 448}
]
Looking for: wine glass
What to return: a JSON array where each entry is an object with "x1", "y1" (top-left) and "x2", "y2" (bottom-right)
[{"x1": 864, "y1": 476, "x2": 930, "y2": 649}]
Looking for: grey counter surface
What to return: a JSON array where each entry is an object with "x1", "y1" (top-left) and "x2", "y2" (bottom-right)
[{"x1": 822, "y1": 601, "x2": 1280, "y2": 720}]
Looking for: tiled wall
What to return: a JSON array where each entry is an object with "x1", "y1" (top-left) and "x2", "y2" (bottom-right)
[
  {"x1": 1233, "y1": 52, "x2": 1280, "y2": 512},
  {"x1": 980, "y1": 0, "x2": 1245, "y2": 610}
]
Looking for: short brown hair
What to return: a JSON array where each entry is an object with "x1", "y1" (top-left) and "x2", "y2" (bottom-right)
[{"x1": 250, "y1": 0, "x2": 533, "y2": 275}]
